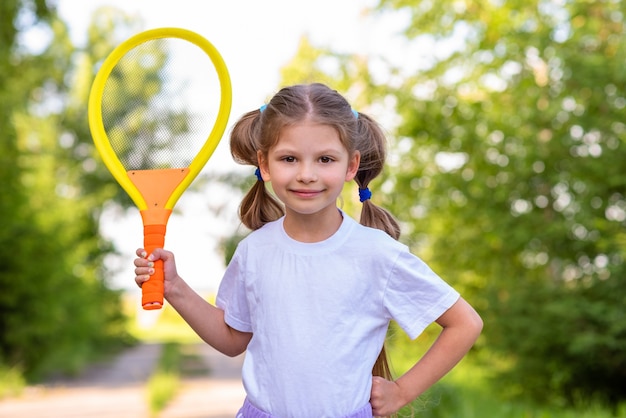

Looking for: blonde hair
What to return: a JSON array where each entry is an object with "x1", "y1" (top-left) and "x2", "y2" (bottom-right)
[{"x1": 230, "y1": 83, "x2": 400, "y2": 383}]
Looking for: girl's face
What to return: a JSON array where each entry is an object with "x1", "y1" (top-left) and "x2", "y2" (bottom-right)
[{"x1": 258, "y1": 121, "x2": 360, "y2": 220}]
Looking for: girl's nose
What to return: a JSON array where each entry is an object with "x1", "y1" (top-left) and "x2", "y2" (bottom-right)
[{"x1": 296, "y1": 163, "x2": 317, "y2": 183}]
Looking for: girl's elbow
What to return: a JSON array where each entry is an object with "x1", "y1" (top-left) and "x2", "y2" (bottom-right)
[
  {"x1": 223, "y1": 330, "x2": 252, "y2": 357},
  {"x1": 468, "y1": 310, "x2": 483, "y2": 339},
  {"x1": 209, "y1": 341, "x2": 247, "y2": 357},
  {"x1": 459, "y1": 297, "x2": 483, "y2": 337},
  {"x1": 223, "y1": 347, "x2": 246, "y2": 358}
]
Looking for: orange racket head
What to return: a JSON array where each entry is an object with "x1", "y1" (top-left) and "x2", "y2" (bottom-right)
[{"x1": 88, "y1": 28, "x2": 232, "y2": 309}]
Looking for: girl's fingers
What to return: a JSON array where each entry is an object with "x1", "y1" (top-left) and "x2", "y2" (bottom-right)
[
  {"x1": 133, "y1": 248, "x2": 171, "y2": 287},
  {"x1": 134, "y1": 256, "x2": 155, "y2": 269},
  {"x1": 135, "y1": 275, "x2": 150, "y2": 288},
  {"x1": 134, "y1": 265, "x2": 154, "y2": 277}
]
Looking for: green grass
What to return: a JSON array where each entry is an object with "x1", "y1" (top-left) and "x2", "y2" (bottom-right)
[
  {"x1": 146, "y1": 342, "x2": 183, "y2": 417},
  {"x1": 0, "y1": 364, "x2": 25, "y2": 400},
  {"x1": 146, "y1": 372, "x2": 178, "y2": 416},
  {"x1": 401, "y1": 381, "x2": 626, "y2": 418},
  {"x1": 393, "y1": 365, "x2": 626, "y2": 418},
  {"x1": 144, "y1": 341, "x2": 212, "y2": 416},
  {"x1": 129, "y1": 295, "x2": 213, "y2": 416},
  {"x1": 386, "y1": 323, "x2": 626, "y2": 417}
]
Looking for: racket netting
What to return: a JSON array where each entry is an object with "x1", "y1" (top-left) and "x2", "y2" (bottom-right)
[{"x1": 100, "y1": 37, "x2": 220, "y2": 171}]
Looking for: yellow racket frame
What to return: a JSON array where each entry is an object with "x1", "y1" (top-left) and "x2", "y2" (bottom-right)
[
  {"x1": 88, "y1": 28, "x2": 232, "y2": 309},
  {"x1": 89, "y1": 27, "x2": 232, "y2": 211}
]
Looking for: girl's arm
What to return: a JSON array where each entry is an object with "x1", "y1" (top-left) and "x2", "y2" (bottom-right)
[
  {"x1": 134, "y1": 248, "x2": 252, "y2": 357},
  {"x1": 370, "y1": 297, "x2": 483, "y2": 417}
]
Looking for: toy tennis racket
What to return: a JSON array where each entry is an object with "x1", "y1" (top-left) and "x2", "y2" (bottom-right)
[{"x1": 88, "y1": 28, "x2": 232, "y2": 310}]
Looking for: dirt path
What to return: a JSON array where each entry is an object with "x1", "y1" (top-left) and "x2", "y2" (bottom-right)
[{"x1": 0, "y1": 343, "x2": 246, "y2": 418}]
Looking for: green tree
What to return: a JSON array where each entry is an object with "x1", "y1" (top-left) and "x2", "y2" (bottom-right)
[
  {"x1": 0, "y1": 2, "x2": 135, "y2": 380},
  {"x1": 373, "y1": 0, "x2": 626, "y2": 406}
]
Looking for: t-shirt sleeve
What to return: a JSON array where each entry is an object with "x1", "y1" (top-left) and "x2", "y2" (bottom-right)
[
  {"x1": 215, "y1": 249, "x2": 253, "y2": 333},
  {"x1": 383, "y1": 248, "x2": 460, "y2": 340}
]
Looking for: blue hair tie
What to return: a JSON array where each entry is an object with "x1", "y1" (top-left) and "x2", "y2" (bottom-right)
[
  {"x1": 352, "y1": 109, "x2": 359, "y2": 119},
  {"x1": 358, "y1": 187, "x2": 372, "y2": 202},
  {"x1": 259, "y1": 104, "x2": 267, "y2": 112},
  {"x1": 255, "y1": 167, "x2": 263, "y2": 182}
]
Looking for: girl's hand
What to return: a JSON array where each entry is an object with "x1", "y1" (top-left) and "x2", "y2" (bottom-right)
[
  {"x1": 370, "y1": 376, "x2": 406, "y2": 417},
  {"x1": 133, "y1": 248, "x2": 180, "y2": 298}
]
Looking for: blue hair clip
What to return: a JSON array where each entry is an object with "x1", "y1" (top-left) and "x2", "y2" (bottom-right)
[
  {"x1": 259, "y1": 104, "x2": 268, "y2": 113},
  {"x1": 358, "y1": 187, "x2": 372, "y2": 202},
  {"x1": 255, "y1": 167, "x2": 263, "y2": 182},
  {"x1": 352, "y1": 109, "x2": 359, "y2": 119}
]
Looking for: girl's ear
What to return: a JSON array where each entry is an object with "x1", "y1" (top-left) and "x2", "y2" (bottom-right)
[
  {"x1": 345, "y1": 150, "x2": 360, "y2": 182},
  {"x1": 257, "y1": 150, "x2": 270, "y2": 181}
]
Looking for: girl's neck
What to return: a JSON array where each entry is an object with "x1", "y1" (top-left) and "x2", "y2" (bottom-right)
[{"x1": 282, "y1": 207, "x2": 343, "y2": 243}]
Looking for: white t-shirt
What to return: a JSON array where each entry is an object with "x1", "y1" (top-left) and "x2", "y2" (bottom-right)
[{"x1": 216, "y1": 212, "x2": 459, "y2": 418}]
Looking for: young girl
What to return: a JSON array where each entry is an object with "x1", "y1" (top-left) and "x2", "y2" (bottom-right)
[{"x1": 134, "y1": 83, "x2": 482, "y2": 418}]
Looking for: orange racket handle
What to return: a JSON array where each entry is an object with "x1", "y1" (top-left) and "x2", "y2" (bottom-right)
[{"x1": 142, "y1": 224, "x2": 166, "y2": 310}]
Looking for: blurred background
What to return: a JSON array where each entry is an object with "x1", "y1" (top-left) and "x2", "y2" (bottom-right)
[{"x1": 1, "y1": 0, "x2": 625, "y2": 417}]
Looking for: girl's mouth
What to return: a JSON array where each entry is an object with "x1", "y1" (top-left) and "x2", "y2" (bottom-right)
[{"x1": 291, "y1": 189, "x2": 321, "y2": 198}]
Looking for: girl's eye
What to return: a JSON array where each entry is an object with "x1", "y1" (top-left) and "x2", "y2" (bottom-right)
[
  {"x1": 320, "y1": 156, "x2": 333, "y2": 163},
  {"x1": 282, "y1": 156, "x2": 295, "y2": 163}
]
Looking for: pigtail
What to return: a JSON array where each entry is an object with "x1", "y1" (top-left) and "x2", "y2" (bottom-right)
[
  {"x1": 360, "y1": 201, "x2": 401, "y2": 240},
  {"x1": 230, "y1": 110, "x2": 285, "y2": 231},
  {"x1": 239, "y1": 180, "x2": 284, "y2": 231},
  {"x1": 354, "y1": 113, "x2": 401, "y2": 240},
  {"x1": 352, "y1": 113, "x2": 402, "y2": 405}
]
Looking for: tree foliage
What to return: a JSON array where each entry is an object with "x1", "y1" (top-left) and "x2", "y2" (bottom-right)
[
  {"x1": 372, "y1": 0, "x2": 626, "y2": 406},
  {"x1": 0, "y1": 1, "x2": 139, "y2": 380}
]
